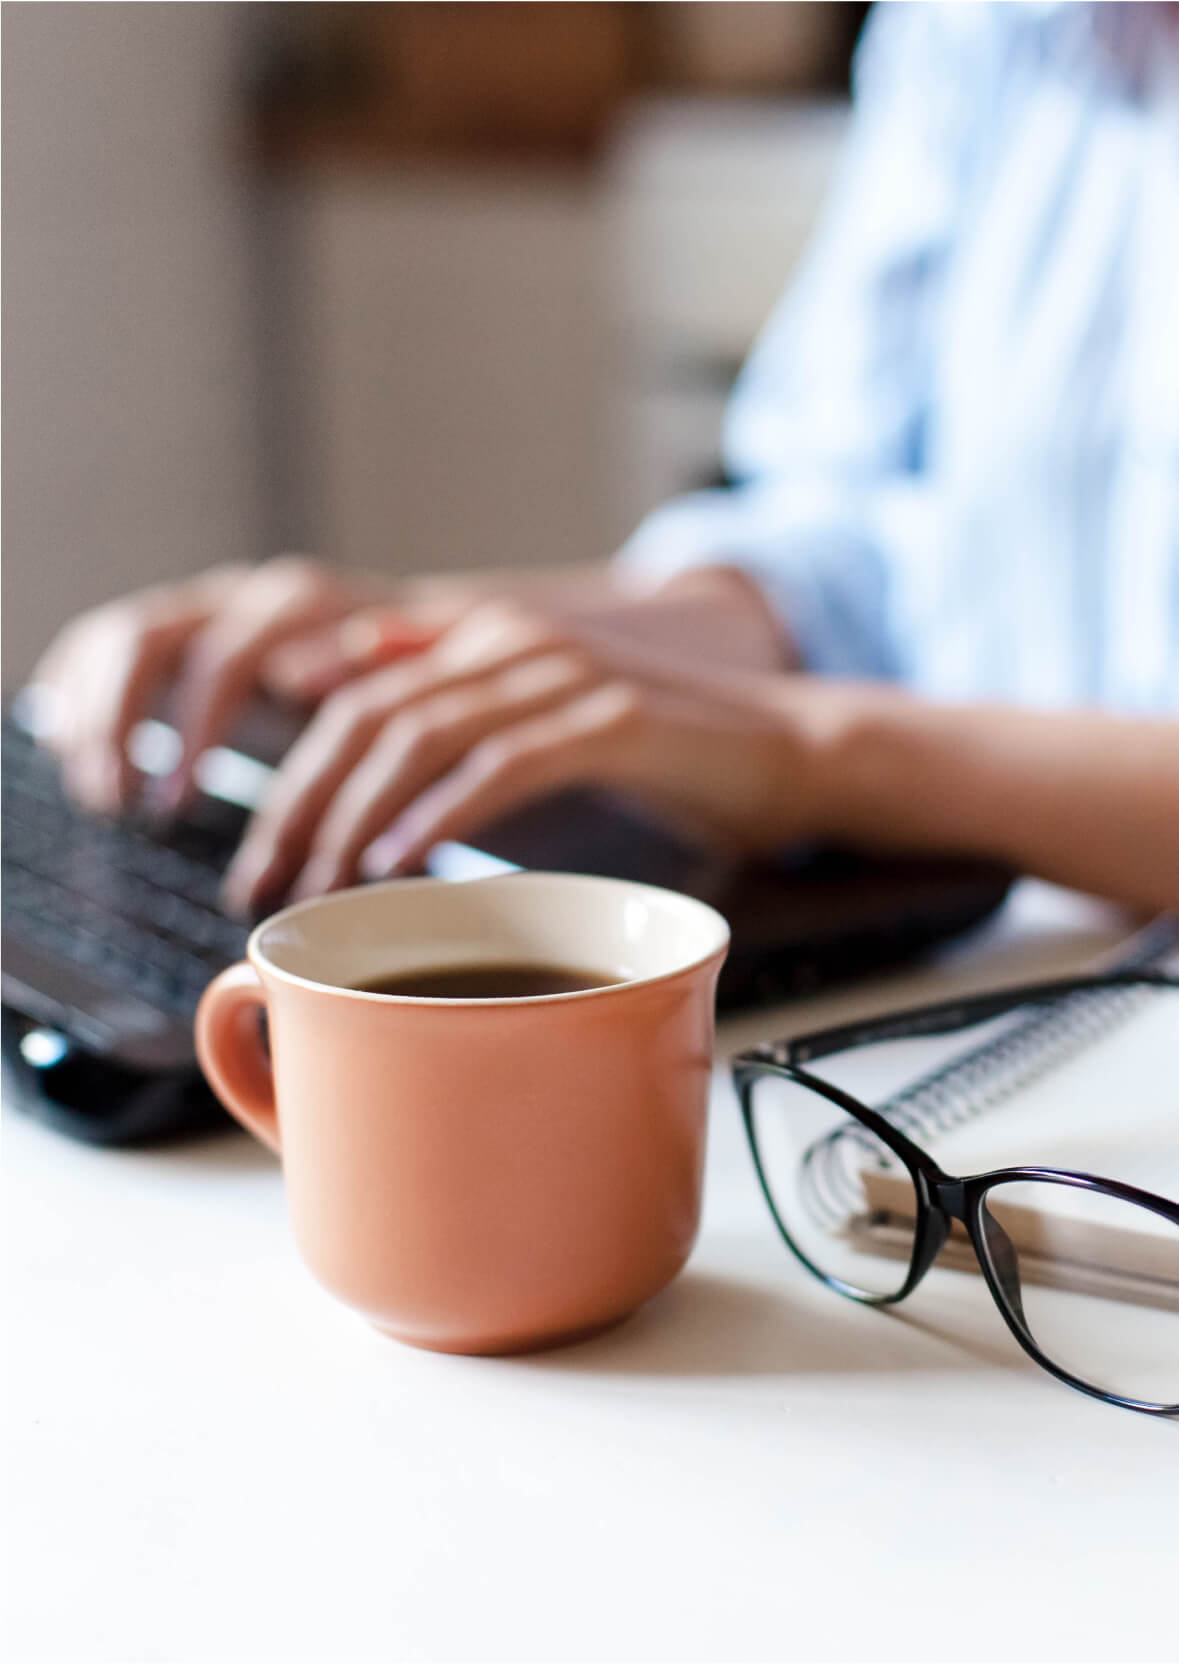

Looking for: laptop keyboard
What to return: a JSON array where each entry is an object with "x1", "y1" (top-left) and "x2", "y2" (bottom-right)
[{"x1": 2, "y1": 720, "x2": 249, "y2": 1020}]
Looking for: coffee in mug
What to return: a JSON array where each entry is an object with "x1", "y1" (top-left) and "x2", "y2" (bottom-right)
[
  {"x1": 349, "y1": 961, "x2": 624, "y2": 999},
  {"x1": 195, "y1": 872, "x2": 729, "y2": 1355}
]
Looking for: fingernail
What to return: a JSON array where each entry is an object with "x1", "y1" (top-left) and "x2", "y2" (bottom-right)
[
  {"x1": 99, "y1": 749, "x2": 127, "y2": 811},
  {"x1": 144, "y1": 772, "x2": 185, "y2": 821},
  {"x1": 290, "y1": 856, "x2": 339, "y2": 902},
  {"x1": 142, "y1": 775, "x2": 176, "y2": 822},
  {"x1": 73, "y1": 752, "x2": 117, "y2": 814},
  {"x1": 220, "y1": 875, "x2": 253, "y2": 919},
  {"x1": 359, "y1": 834, "x2": 405, "y2": 879},
  {"x1": 222, "y1": 846, "x2": 269, "y2": 917},
  {"x1": 90, "y1": 758, "x2": 121, "y2": 814},
  {"x1": 158, "y1": 771, "x2": 187, "y2": 814},
  {"x1": 337, "y1": 616, "x2": 385, "y2": 663}
]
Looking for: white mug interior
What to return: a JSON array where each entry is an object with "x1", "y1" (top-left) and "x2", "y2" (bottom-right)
[{"x1": 251, "y1": 872, "x2": 730, "y2": 999}]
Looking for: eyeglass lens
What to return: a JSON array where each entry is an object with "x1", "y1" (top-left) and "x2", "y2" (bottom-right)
[
  {"x1": 747, "y1": 1067, "x2": 1177, "y2": 1407},
  {"x1": 747, "y1": 1071, "x2": 921, "y2": 1300},
  {"x1": 977, "y1": 1178, "x2": 1177, "y2": 1405}
]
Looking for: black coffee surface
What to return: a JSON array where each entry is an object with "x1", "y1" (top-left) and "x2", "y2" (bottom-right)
[{"x1": 351, "y1": 961, "x2": 624, "y2": 999}]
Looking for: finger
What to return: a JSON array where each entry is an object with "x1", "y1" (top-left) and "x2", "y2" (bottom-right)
[
  {"x1": 220, "y1": 677, "x2": 395, "y2": 913},
  {"x1": 221, "y1": 616, "x2": 579, "y2": 909},
  {"x1": 29, "y1": 565, "x2": 244, "y2": 744},
  {"x1": 163, "y1": 559, "x2": 346, "y2": 810},
  {"x1": 426, "y1": 598, "x2": 559, "y2": 675},
  {"x1": 35, "y1": 628, "x2": 96, "y2": 761},
  {"x1": 58, "y1": 607, "x2": 201, "y2": 811},
  {"x1": 260, "y1": 607, "x2": 441, "y2": 702},
  {"x1": 26, "y1": 630, "x2": 75, "y2": 726},
  {"x1": 288, "y1": 652, "x2": 597, "y2": 899},
  {"x1": 360, "y1": 682, "x2": 643, "y2": 877},
  {"x1": 32, "y1": 567, "x2": 250, "y2": 811}
]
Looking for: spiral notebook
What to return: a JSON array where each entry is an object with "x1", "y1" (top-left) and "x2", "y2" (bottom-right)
[{"x1": 843, "y1": 916, "x2": 1179, "y2": 1309}]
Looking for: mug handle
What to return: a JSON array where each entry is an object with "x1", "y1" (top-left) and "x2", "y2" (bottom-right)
[{"x1": 195, "y1": 962, "x2": 281, "y2": 1155}]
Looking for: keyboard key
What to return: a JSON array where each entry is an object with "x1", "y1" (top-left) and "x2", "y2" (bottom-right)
[{"x1": 2, "y1": 717, "x2": 249, "y2": 1024}]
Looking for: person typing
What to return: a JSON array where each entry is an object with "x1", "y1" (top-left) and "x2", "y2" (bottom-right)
[{"x1": 26, "y1": 2, "x2": 1179, "y2": 918}]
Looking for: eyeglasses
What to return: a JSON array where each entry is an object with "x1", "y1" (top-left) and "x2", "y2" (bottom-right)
[{"x1": 732, "y1": 973, "x2": 1179, "y2": 1415}]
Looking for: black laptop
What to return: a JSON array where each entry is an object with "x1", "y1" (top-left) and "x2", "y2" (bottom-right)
[{"x1": 1, "y1": 706, "x2": 1011, "y2": 1144}]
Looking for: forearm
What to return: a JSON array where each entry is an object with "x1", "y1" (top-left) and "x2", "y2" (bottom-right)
[{"x1": 806, "y1": 690, "x2": 1179, "y2": 910}]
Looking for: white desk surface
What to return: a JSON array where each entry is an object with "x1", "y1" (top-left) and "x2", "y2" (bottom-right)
[{"x1": 3, "y1": 882, "x2": 1175, "y2": 1665}]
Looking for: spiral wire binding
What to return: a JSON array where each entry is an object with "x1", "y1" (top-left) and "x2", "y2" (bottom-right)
[{"x1": 793, "y1": 914, "x2": 1179, "y2": 1235}]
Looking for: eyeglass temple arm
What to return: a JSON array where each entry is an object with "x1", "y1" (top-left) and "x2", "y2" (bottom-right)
[{"x1": 747, "y1": 972, "x2": 1179, "y2": 1070}]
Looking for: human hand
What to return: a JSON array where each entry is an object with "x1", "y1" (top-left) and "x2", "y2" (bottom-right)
[
  {"x1": 29, "y1": 556, "x2": 417, "y2": 815},
  {"x1": 258, "y1": 560, "x2": 791, "y2": 701},
  {"x1": 222, "y1": 599, "x2": 829, "y2": 915}
]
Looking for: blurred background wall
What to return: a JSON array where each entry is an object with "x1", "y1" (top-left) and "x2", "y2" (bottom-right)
[
  {"x1": 2, "y1": 1, "x2": 863, "y2": 686},
  {"x1": 2, "y1": 3, "x2": 265, "y2": 681}
]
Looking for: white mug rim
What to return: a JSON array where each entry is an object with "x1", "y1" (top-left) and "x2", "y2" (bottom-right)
[{"x1": 247, "y1": 870, "x2": 731, "y2": 1007}]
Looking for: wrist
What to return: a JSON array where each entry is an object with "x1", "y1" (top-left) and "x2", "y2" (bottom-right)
[
  {"x1": 610, "y1": 563, "x2": 797, "y2": 674},
  {"x1": 797, "y1": 686, "x2": 1012, "y2": 858},
  {"x1": 764, "y1": 678, "x2": 920, "y2": 846}
]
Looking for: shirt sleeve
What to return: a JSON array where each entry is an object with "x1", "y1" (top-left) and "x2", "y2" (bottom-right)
[{"x1": 616, "y1": 2, "x2": 984, "y2": 680}]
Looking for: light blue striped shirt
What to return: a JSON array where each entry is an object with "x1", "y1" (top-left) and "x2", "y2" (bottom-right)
[{"x1": 621, "y1": 2, "x2": 1179, "y2": 713}]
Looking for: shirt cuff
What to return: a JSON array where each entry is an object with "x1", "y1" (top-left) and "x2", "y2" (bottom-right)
[{"x1": 616, "y1": 487, "x2": 906, "y2": 681}]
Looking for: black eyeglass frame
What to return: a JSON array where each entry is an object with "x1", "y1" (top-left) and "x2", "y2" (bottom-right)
[{"x1": 731, "y1": 973, "x2": 1179, "y2": 1417}]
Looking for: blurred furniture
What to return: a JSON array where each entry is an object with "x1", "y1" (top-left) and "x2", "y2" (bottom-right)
[
  {"x1": 257, "y1": 6, "x2": 852, "y2": 573},
  {"x1": 253, "y1": 3, "x2": 861, "y2": 163},
  {"x1": 255, "y1": 2, "x2": 632, "y2": 163}
]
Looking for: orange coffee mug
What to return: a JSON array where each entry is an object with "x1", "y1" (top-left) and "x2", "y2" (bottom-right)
[{"x1": 195, "y1": 872, "x2": 729, "y2": 1355}]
